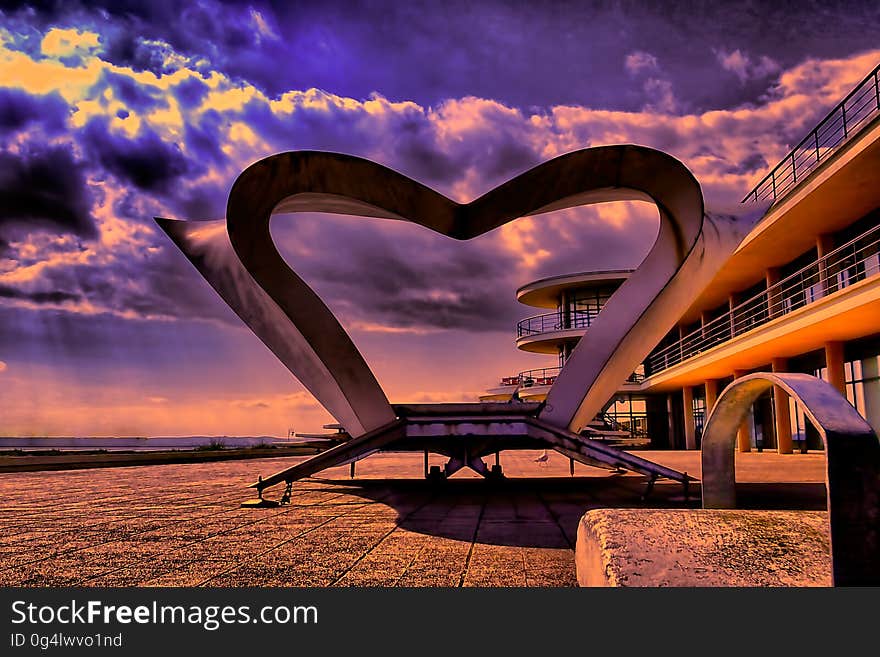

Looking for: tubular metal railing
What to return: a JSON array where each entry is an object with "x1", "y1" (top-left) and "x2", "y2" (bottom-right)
[
  {"x1": 743, "y1": 62, "x2": 880, "y2": 205},
  {"x1": 513, "y1": 366, "x2": 644, "y2": 388},
  {"x1": 516, "y1": 309, "x2": 602, "y2": 338},
  {"x1": 518, "y1": 366, "x2": 561, "y2": 387},
  {"x1": 602, "y1": 411, "x2": 649, "y2": 439},
  {"x1": 646, "y1": 221, "x2": 880, "y2": 375}
]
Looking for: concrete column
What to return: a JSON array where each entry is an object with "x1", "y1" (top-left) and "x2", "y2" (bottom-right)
[
  {"x1": 705, "y1": 379, "x2": 719, "y2": 415},
  {"x1": 682, "y1": 385, "x2": 697, "y2": 450},
  {"x1": 666, "y1": 394, "x2": 676, "y2": 448},
  {"x1": 825, "y1": 341, "x2": 846, "y2": 396},
  {"x1": 766, "y1": 267, "x2": 781, "y2": 318},
  {"x1": 733, "y1": 368, "x2": 752, "y2": 452},
  {"x1": 771, "y1": 357, "x2": 793, "y2": 454},
  {"x1": 647, "y1": 395, "x2": 670, "y2": 449},
  {"x1": 560, "y1": 289, "x2": 571, "y2": 329},
  {"x1": 817, "y1": 233, "x2": 834, "y2": 295}
]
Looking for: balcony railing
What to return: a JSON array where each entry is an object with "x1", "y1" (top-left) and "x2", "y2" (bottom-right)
[
  {"x1": 743, "y1": 61, "x2": 880, "y2": 205},
  {"x1": 516, "y1": 310, "x2": 601, "y2": 338},
  {"x1": 518, "y1": 366, "x2": 561, "y2": 387},
  {"x1": 514, "y1": 366, "x2": 644, "y2": 388},
  {"x1": 646, "y1": 222, "x2": 880, "y2": 376},
  {"x1": 602, "y1": 411, "x2": 649, "y2": 439}
]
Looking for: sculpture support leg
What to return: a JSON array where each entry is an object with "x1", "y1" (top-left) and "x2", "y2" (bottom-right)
[{"x1": 444, "y1": 452, "x2": 490, "y2": 478}]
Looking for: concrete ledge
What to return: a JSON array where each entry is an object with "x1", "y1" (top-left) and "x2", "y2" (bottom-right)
[{"x1": 576, "y1": 509, "x2": 831, "y2": 587}]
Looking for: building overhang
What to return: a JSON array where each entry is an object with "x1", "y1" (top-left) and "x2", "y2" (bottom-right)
[
  {"x1": 641, "y1": 277, "x2": 880, "y2": 392},
  {"x1": 678, "y1": 118, "x2": 880, "y2": 325},
  {"x1": 516, "y1": 270, "x2": 633, "y2": 309}
]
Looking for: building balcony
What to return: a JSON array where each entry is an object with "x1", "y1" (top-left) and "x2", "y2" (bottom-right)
[
  {"x1": 644, "y1": 221, "x2": 880, "y2": 385},
  {"x1": 479, "y1": 377, "x2": 521, "y2": 402},
  {"x1": 515, "y1": 310, "x2": 599, "y2": 353},
  {"x1": 516, "y1": 270, "x2": 632, "y2": 309},
  {"x1": 509, "y1": 366, "x2": 645, "y2": 401},
  {"x1": 515, "y1": 366, "x2": 561, "y2": 400}
]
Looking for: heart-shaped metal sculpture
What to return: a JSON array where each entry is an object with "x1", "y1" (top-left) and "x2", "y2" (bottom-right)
[{"x1": 157, "y1": 145, "x2": 766, "y2": 442}]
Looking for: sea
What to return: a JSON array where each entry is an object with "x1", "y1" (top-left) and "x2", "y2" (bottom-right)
[{"x1": 0, "y1": 436, "x2": 302, "y2": 452}]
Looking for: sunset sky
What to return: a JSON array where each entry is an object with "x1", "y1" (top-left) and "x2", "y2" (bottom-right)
[{"x1": 1, "y1": 1, "x2": 879, "y2": 437}]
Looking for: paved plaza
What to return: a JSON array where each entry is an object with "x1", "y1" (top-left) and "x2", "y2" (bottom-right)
[{"x1": 0, "y1": 450, "x2": 827, "y2": 587}]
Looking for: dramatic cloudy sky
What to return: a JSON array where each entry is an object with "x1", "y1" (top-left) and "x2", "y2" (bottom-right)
[{"x1": 1, "y1": 0, "x2": 879, "y2": 436}]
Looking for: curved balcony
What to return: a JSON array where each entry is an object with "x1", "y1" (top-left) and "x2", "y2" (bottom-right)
[
  {"x1": 516, "y1": 366, "x2": 646, "y2": 401},
  {"x1": 515, "y1": 310, "x2": 599, "y2": 353},
  {"x1": 481, "y1": 366, "x2": 646, "y2": 403},
  {"x1": 516, "y1": 366, "x2": 560, "y2": 400},
  {"x1": 516, "y1": 270, "x2": 632, "y2": 309}
]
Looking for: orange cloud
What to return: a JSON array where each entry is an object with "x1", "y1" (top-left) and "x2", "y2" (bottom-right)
[{"x1": 40, "y1": 27, "x2": 102, "y2": 58}]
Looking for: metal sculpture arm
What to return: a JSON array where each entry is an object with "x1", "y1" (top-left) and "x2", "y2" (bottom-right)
[{"x1": 156, "y1": 145, "x2": 765, "y2": 442}]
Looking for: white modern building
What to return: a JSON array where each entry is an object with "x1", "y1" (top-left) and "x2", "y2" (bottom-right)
[{"x1": 484, "y1": 60, "x2": 880, "y2": 453}]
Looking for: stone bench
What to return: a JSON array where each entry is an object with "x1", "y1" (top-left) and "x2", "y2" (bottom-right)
[{"x1": 576, "y1": 509, "x2": 831, "y2": 587}]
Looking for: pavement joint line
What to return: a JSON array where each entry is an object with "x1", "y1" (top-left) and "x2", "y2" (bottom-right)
[
  {"x1": 0, "y1": 490, "x2": 252, "y2": 543},
  {"x1": 194, "y1": 487, "x2": 400, "y2": 586},
  {"x1": 534, "y1": 491, "x2": 575, "y2": 550},
  {"x1": 0, "y1": 488, "x2": 319, "y2": 572},
  {"x1": 457, "y1": 498, "x2": 488, "y2": 588},
  {"x1": 393, "y1": 504, "x2": 474, "y2": 586},
  {"x1": 0, "y1": 507, "x2": 242, "y2": 571},
  {"x1": 65, "y1": 491, "x2": 354, "y2": 586},
  {"x1": 0, "y1": 487, "x2": 246, "y2": 520},
  {"x1": 329, "y1": 493, "x2": 439, "y2": 586},
  {"x1": 391, "y1": 502, "x2": 461, "y2": 587}
]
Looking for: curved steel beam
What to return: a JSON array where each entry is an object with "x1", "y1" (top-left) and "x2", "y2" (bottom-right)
[
  {"x1": 538, "y1": 190, "x2": 766, "y2": 433},
  {"x1": 157, "y1": 146, "x2": 766, "y2": 438},
  {"x1": 701, "y1": 372, "x2": 880, "y2": 586}
]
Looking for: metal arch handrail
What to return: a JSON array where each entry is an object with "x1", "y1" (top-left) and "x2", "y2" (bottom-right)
[{"x1": 700, "y1": 372, "x2": 880, "y2": 586}]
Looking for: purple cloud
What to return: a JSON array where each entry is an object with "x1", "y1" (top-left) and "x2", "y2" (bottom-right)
[
  {"x1": 81, "y1": 118, "x2": 196, "y2": 193},
  {"x1": 0, "y1": 144, "x2": 97, "y2": 239}
]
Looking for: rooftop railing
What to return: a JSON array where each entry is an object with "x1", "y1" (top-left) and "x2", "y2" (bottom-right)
[
  {"x1": 645, "y1": 221, "x2": 880, "y2": 376},
  {"x1": 742, "y1": 61, "x2": 880, "y2": 205}
]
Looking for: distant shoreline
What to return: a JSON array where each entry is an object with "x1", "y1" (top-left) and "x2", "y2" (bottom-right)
[
  {"x1": 0, "y1": 435, "x2": 331, "y2": 452},
  {"x1": 0, "y1": 441, "x2": 336, "y2": 474}
]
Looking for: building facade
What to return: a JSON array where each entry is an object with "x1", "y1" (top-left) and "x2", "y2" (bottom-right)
[{"x1": 484, "y1": 60, "x2": 880, "y2": 452}]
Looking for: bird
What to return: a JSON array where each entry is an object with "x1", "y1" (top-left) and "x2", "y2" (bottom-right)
[{"x1": 534, "y1": 449, "x2": 549, "y2": 466}]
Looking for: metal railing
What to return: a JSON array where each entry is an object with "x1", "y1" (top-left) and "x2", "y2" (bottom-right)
[
  {"x1": 513, "y1": 366, "x2": 644, "y2": 388},
  {"x1": 743, "y1": 61, "x2": 880, "y2": 205},
  {"x1": 518, "y1": 366, "x2": 561, "y2": 387},
  {"x1": 646, "y1": 221, "x2": 880, "y2": 375},
  {"x1": 602, "y1": 411, "x2": 649, "y2": 439},
  {"x1": 516, "y1": 309, "x2": 601, "y2": 338}
]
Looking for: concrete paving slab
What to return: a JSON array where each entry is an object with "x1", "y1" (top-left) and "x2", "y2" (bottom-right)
[{"x1": 0, "y1": 449, "x2": 829, "y2": 586}]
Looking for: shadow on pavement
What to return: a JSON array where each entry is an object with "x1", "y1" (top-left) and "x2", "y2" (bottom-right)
[{"x1": 298, "y1": 475, "x2": 828, "y2": 548}]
